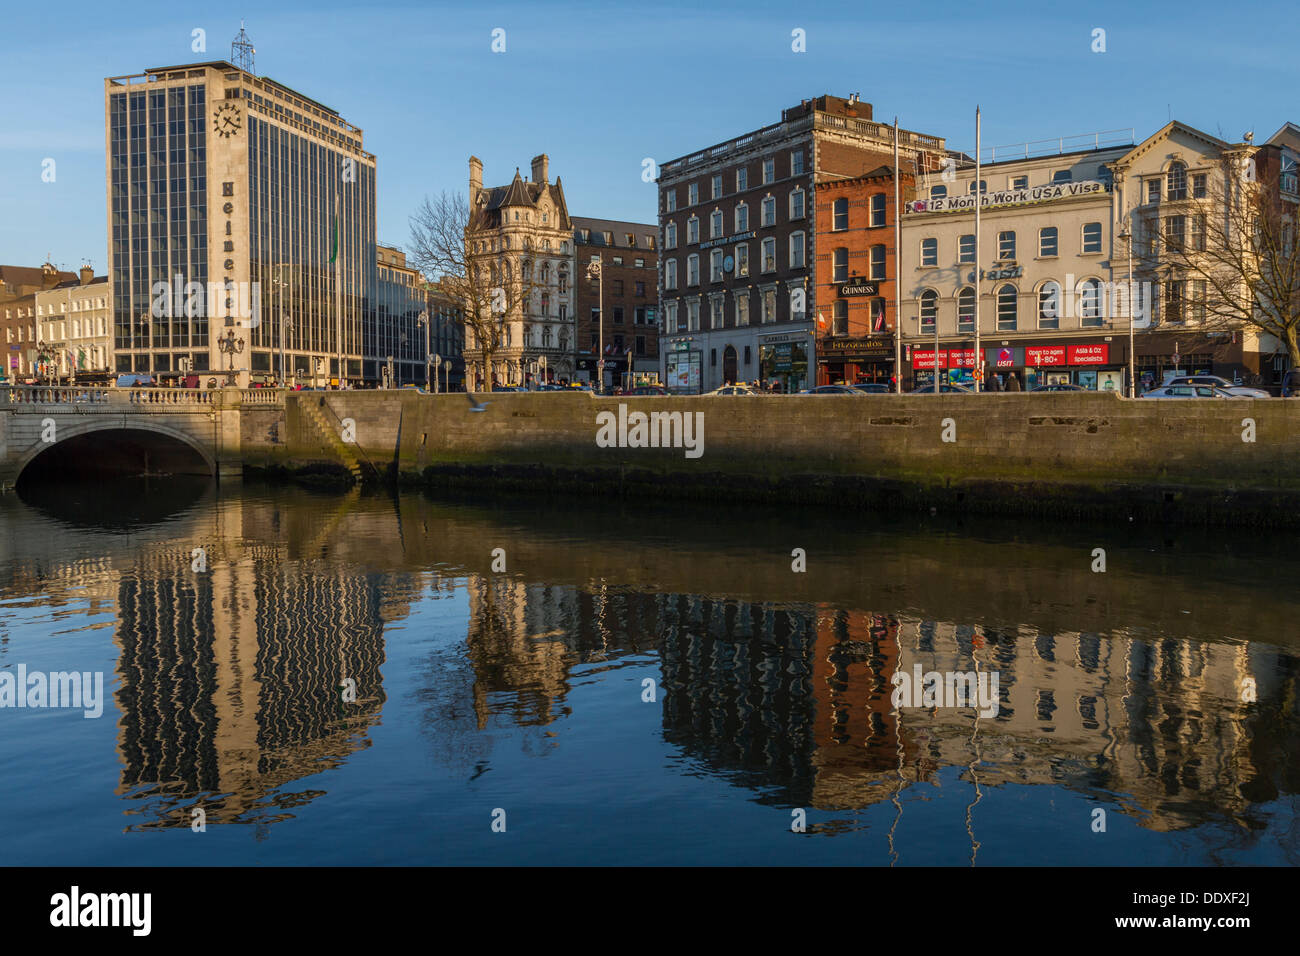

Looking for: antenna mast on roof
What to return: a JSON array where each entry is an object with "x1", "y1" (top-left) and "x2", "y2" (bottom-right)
[{"x1": 231, "y1": 20, "x2": 256, "y2": 75}]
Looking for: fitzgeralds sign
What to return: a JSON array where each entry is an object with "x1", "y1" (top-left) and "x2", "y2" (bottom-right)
[{"x1": 908, "y1": 180, "x2": 1110, "y2": 214}]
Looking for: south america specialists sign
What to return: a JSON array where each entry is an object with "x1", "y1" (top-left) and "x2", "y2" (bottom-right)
[{"x1": 907, "y1": 180, "x2": 1110, "y2": 214}]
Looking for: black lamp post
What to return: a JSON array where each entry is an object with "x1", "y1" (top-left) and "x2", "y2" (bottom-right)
[{"x1": 218, "y1": 329, "x2": 244, "y2": 385}]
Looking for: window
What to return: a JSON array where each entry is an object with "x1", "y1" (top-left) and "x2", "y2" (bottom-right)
[
  {"x1": 1079, "y1": 279, "x2": 1103, "y2": 327},
  {"x1": 833, "y1": 247, "x2": 849, "y2": 282},
  {"x1": 612, "y1": 257, "x2": 623, "y2": 267},
  {"x1": 832, "y1": 299, "x2": 849, "y2": 335},
  {"x1": 710, "y1": 209, "x2": 723, "y2": 238},
  {"x1": 1038, "y1": 281, "x2": 1060, "y2": 329},
  {"x1": 665, "y1": 301, "x2": 678, "y2": 333},
  {"x1": 1165, "y1": 215, "x2": 1185, "y2": 252},
  {"x1": 635, "y1": 306, "x2": 647, "y2": 323},
  {"x1": 711, "y1": 297, "x2": 724, "y2": 328},
  {"x1": 1051, "y1": 169, "x2": 1073, "y2": 184},
  {"x1": 791, "y1": 150, "x2": 805, "y2": 176},
  {"x1": 761, "y1": 287, "x2": 777, "y2": 323},
  {"x1": 613, "y1": 305, "x2": 625, "y2": 324},
  {"x1": 920, "y1": 237, "x2": 938, "y2": 267},
  {"x1": 688, "y1": 182, "x2": 699, "y2": 205},
  {"x1": 687, "y1": 299, "x2": 700, "y2": 330},
  {"x1": 1011, "y1": 175, "x2": 1029, "y2": 190},
  {"x1": 998, "y1": 230, "x2": 1016, "y2": 260},
  {"x1": 735, "y1": 294, "x2": 749, "y2": 326},
  {"x1": 957, "y1": 287, "x2": 975, "y2": 333},
  {"x1": 920, "y1": 289, "x2": 938, "y2": 331},
  {"x1": 712, "y1": 173, "x2": 723, "y2": 199},
  {"x1": 1039, "y1": 226, "x2": 1058, "y2": 257},
  {"x1": 711, "y1": 249, "x2": 724, "y2": 282},
  {"x1": 833, "y1": 197, "x2": 848, "y2": 230},
  {"x1": 736, "y1": 243, "x2": 749, "y2": 277},
  {"x1": 930, "y1": 185, "x2": 947, "y2": 200},
  {"x1": 735, "y1": 203, "x2": 749, "y2": 231},
  {"x1": 664, "y1": 259, "x2": 678, "y2": 289},
  {"x1": 687, "y1": 254, "x2": 699, "y2": 286},
  {"x1": 870, "y1": 193, "x2": 886, "y2": 227},
  {"x1": 958, "y1": 234, "x2": 976, "y2": 263},
  {"x1": 762, "y1": 237, "x2": 776, "y2": 272},
  {"x1": 868, "y1": 297, "x2": 886, "y2": 332},
  {"x1": 687, "y1": 216, "x2": 699, "y2": 244},
  {"x1": 762, "y1": 157, "x2": 775, "y2": 184},
  {"x1": 789, "y1": 231, "x2": 805, "y2": 268},
  {"x1": 1164, "y1": 280, "x2": 1184, "y2": 323},
  {"x1": 968, "y1": 180, "x2": 987, "y2": 195},
  {"x1": 1192, "y1": 173, "x2": 1208, "y2": 199},
  {"x1": 1191, "y1": 214, "x2": 1205, "y2": 251},
  {"x1": 1167, "y1": 161, "x2": 1188, "y2": 200},
  {"x1": 636, "y1": 335, "x2": 646, "y2": 356},
  {"x1": 996, "y1": 283, "x2": 1018, "y2": 331},
  {"x1": 635, "y1": 258, "x2": 645, "y2": 268},
  {"x1": 1146, "y1": 179, "x2": 1161, "y2": 204},
  {"x1": 1191, "y1": 279, "x2": 1207, "y2": 322},
  {"x1": 635, "y1": 280, "x2": 646, "y2": 296},
  {"x1": 789, "y1": 188, "x2": 805, "y2": 219},
  {"x1": 736, "y1": 167, "x2": 748, "y2": 191},
  {"x1": 870, "y1": 245, "x2": 886, "y2": 279},
  {"x1": 762, "y1": 196, "x2": 776, "y2": 227}
]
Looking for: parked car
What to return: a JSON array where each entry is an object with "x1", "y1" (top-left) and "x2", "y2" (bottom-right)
[
  {"x1": 1140, "y1": 384, "x2": 1244, "y2": 399},
  {"x1": 706, "y1": 384, "x2": 758, "y2": 396},
  {"x1": 1028, "y1": 383, "x2": 1086, "y2": 392},
  {"x1": 400, "y1": 384, "x2": 427, "y2": 393},
  {"x1": 115, "y1": 373, "x2": 155, "y2": 388},
  {"x1": 628, "y1": 384, "x2": 669, "y2": 396},
  {"x1": 908, "y1": 383, "x2": 974, "y2": 394},
  {"x1": 1165, "y1": 375, "x2": 1271, "y2": 398},
  {"x1": 853, "y1": 382, "x2": 892, "y2": 394},
  {"x1": 799, "y1": 384, "x2": 863, "y2": 395}
]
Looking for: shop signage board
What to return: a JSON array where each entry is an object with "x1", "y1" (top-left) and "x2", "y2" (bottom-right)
[
  {"x1": 911, "y1": 348, "x2": 977, "y2": 370},
  {"x1": 985, "y1": 346, "x2": 1024, "y2": 368},
  {"x1": 1067, "y1": 343, "x2": 1109, "y2": 364},
  {"x1": 838, "y1": 277, "x2": 879, "y2": 297},
  {"x1": 906, "y1": 180, "x2": 1111, "y2": 215},
  {"x1": 823, "y1": 337, "x2": 893, "y2": 355}
]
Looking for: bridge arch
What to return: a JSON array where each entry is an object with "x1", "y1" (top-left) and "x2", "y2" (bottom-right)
[{"x1": 13, "y1": 419, "x2": 217, "y2": 486}]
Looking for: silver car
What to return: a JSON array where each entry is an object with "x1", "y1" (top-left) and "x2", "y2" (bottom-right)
[
  {"x1": 1141, "y1": 384, "x2": 1245, "y2": 399},
  {"x1": 1164, "y1": 375, "x2": 1270, "y2": 398}
]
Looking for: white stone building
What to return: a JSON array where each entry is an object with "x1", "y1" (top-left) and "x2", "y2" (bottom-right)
[{"x1": 34, "y1": 267, "x2": 113, "y2": 381}]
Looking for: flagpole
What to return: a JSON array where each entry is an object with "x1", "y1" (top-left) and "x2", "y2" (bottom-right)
[
  {"x1": 974, "y1": 106, "x2": 982, "y2": 393},
  {"x1": 893, "y1": 117, "x2": 902, "y2": 393},
  {"x1": 335, "y1": 193, "x2": 343, "y2": 387}
]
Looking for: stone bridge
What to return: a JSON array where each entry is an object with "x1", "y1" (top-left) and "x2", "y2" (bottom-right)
[{"x1": 0, "y1": 386, "x2": 280, "y2": 491}]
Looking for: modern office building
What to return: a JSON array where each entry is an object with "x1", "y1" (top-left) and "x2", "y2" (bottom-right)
[
  {"x1": 369, "y1": 244, "x2": 464, "y2": 389},
  {"x1": 657, "y1": 94, "x2": 946, "y2": 393},
  {"x1": 105, "y1": 59, "x2": 376, "y2": 386}
]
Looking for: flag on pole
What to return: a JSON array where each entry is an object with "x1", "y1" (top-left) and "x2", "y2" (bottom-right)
[
  {"x1": 816, "y1": 312, "x2": 826, "y2": 328},
  {"x1": 329, "y1": 215, "x2": 339, "y2": 264}
]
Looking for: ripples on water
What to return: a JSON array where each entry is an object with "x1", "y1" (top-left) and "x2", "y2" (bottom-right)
[{"x1": 0, "y1": 479, "x2": 1296, "y2": 865}]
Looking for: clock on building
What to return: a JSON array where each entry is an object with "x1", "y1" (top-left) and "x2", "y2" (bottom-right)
[
  {"x1": 723, "y1": 255, "x2": 735, "y2": 273},
  {"x1": 213, "y1": 103, "x2": 241, "y2": 138}
]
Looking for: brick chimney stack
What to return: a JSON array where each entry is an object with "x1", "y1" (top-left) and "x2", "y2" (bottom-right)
[{"x1": 531, "y1": 154, "x2": 549, "y2": 185}]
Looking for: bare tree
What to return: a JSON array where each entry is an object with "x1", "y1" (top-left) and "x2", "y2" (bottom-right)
[
  {"x1": 407, "y1": 191, "x2": 536, "y2": 392},
  {"x1": 1144, "y1": 153, "x2": 1300, "y2": 370}
]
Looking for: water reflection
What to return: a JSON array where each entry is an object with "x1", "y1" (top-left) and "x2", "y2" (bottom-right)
[{"x1": 0, "y1": 485, "x2": 1296, "y2": 863}]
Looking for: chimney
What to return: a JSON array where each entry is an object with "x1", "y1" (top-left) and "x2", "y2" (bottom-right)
[
  {"x1": 469, "y1": 155, "x2": 483, "y2": 194},
  {"x1": 79, "y1": 264, "x2": 93, "y2": 285},
  {"x1": 531, "y1": 154, "x2": 549, "y2": 185}
]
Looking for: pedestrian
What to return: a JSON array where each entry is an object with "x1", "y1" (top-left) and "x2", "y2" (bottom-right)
[
  {"x1": 1006, "y1": 371, "x2": 1021, "y2": 392},
  {"x1": 988, "y1": 371, "x2": 1002, "y2": 392}
]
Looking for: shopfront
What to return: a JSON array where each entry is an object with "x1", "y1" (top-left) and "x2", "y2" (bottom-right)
[
  {"x1": 666, "y1": 340, "x2": 702, "y2": 394},
  {"x1": 910, "y1": 339, "x2": 1128, "y2": 391},
  {"x1": 759, "y1": 332, "x2": 811, "y2": 393},
  {"x1": 817, "y1": 335, "x2": 895, "y2": 385}
]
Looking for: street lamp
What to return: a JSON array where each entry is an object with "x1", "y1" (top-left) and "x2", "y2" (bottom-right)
[
  {"x1": 218, "y1": 329, "x2": 244, "y2": 385},
  {"x1": 433, "y1": 353, "x2": 442, "y2": 394},
  {"x1": 586, "y1": 257, "x2": 603, "y2": 394},
  {"x1": 1118, "y1": 219, "x2": 1137, "y2": 397},
  {"x1": 416, "y1": 310, "x2": 431, "y2": 391},
  {"x1": 273, "y1": 264, "x2": 289, "y2": 387},
  {"x1": 539, "y1": 354, "x2": 547, "y2": 388}
]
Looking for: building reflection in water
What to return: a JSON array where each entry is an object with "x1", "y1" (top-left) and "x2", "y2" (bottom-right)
[{"x1": 112, "y1": 547, "x2": 389, "y2": 830}]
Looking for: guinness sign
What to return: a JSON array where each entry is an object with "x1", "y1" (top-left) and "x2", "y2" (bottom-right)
[{"x1": 839, "y1": 276, "x2": 878, "y2": 297}]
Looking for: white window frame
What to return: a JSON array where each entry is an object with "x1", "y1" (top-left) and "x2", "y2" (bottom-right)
[
  {"x1": 762, "y1": 195, "x2": 777, "y2": 227},
  {"x1": 789, "y1": 230, "x2": 805, "y2": 268},
  {"x1": 1081, "y1": 221, "x2": 1102, "y2": 254},
  {"x1": 870, "y1": 193, "x2": 886, "y2": 228},
  {"x1": 686, "y1": 254, "x2": 700, "y2": 286},
  {"x1": 762, "y1": 157, "x2": 775, "y2": 184},
  {"x1": 789, "y1": 187, "x2": 805, "y2": 220},
  {"x1": 736, "y1": 243, "x2": 749, "y2": 278},
  {"x1": 761, "y1": 237, "x2": 777, "y2": 273},
  {"x1": 1039, "y1": 226, "x2": 1058, "y2": 257},
  {"x1": 920, "y1": 237, "x2": 938, "y2": 267}
]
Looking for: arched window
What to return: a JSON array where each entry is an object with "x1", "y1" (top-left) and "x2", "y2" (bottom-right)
[
  {"x1": 541, "y1": 293, "x2": 550, "y2": 315},
  {"x1": 957, "y1": 286, "x2": 975, "y2": 332},
  {"x1": 1079, "y1": 278, "x2": 1103, "y2": 327},
  {"x1": 930, "y1": 184, "x2": 947, "y2": 200},
  {"x1": 1038, "y1": 281, "x2": 1060, "y2": 329},
  {"x1": 1167, "y1": 161, "x2": 1188, "y2": 200},
  {"x1": 996, "y1": 284, "x2": 1018, "y2": 331},
  {"x1": 920, "y1": 289, "x2": 938, "y2": 331},
  {"x1": 833, "y1": 198, "x2": 848, "y2": 230}
]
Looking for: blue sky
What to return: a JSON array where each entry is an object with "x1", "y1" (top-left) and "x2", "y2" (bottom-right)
[{"x1": 0, "y1": 0, "x2": 1289, "y2": 272}]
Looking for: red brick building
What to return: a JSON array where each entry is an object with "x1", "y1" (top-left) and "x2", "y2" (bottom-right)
[
  {"x1": 814, "y1": 167, "x2": 915, "y2": 385},
  {"x1": 572, "y1": 217, "x2": 659, "y2": 389}
]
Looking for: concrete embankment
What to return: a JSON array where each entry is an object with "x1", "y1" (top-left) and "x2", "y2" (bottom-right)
[{"x1": 241, "y1": 391, "x2": 1300, "y2": 526}]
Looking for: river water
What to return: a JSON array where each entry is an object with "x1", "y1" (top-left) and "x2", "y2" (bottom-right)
[{"x1": 0, "y1": 478, "x2": 1296, "y2": 866}]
